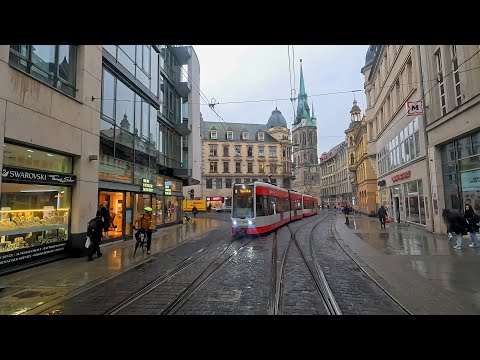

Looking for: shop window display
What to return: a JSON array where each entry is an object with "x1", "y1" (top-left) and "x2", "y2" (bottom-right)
[{"x1": 0, "y1": 183, "x2": 70, "y2": 253}]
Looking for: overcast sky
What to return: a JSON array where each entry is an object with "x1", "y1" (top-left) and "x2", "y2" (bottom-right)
[{"x1": 193, "y1": 45, "x2": 369, "y2": 156}]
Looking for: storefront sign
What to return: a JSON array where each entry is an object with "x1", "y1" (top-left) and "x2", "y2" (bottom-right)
[
  {"x1": 391, "y1": 170, "x2": 411, "y2": 182},
  {"x1": 165, "y1": 184, "x2": 172, "y2": 195},
  {"x1": 142, "y1": 178, "x2": 154, "y2": 193},
  {"x1": 2, "y1": 167, "x2": 76, "y2": 185},
  {"x1": 206, "y1": 196, "x2": 223, "y2": 202},
  {"x1": 0, "y1": 242, "x2": 66, "y2": 270}
]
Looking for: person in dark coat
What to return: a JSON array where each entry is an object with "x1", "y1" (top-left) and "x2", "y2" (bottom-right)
[
  {"x1": 87, "y1": 211, "x2": 104, "y2": 261},
  {"x1": 442, "y1": 209, "x2": 469, "y2": 249},
  {"x1": 464, "y1": 204, "x2": 479, "y2": 248},
  {"x1": 192, "y1": 205, "x2": 199, "y2": 218},
  {"x1": 344, "y1": 205, "x2": 350, "y2": 225},
  {"x1": 99, "y1": 202, "x2": 110, "y2": 239},
  {"x1": 378, "y1": 205, "x2": 387, "y2": 229}
]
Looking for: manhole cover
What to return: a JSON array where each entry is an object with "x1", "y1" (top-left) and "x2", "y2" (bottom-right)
[{"x1": 207, "y1": 290, "x2": 242, "y2": 302}]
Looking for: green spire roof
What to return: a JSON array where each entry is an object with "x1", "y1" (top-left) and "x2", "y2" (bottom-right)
[
  {"x1": 311, "y1": 103, "x2": 316, "y2": 119},
  {"x1": 295, "y1": 59, "x2": 310, "y2": 125}
]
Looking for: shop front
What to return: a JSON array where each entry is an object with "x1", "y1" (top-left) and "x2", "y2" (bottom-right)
[
  {"x1": 206, "y1": 196, "x2": 223, "y2": 211},
  {"x1": 378, "y1": 164, "x2": 430, "y2": 226},
  {"x1": 98, "y1": 175, "x2": 183, "y2": 241},
  {"x1": 0, "y1": 142, "x2": 75, "y2": 273}
]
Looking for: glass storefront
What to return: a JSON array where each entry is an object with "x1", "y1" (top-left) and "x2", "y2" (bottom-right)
[
  {"x1": 0, "y1": 142, "x2": 75, "y2": 265},
  {"x1": 1, "y1": 183, "x2": 71, "y2": 252},
  {"x1": 99, "y1": 191, "x2": 124, "y2": 240},
  {"x1": 441, "y1": 131, "x2": 480, "y2": 215}
]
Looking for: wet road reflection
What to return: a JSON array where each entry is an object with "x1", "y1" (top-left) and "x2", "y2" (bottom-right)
[
  {"x1": 342, "y1": 216, "x2": 480, "y2": 313},
  {"x1": 0, "y1": 218, "x2": 227, "y2": 315}
]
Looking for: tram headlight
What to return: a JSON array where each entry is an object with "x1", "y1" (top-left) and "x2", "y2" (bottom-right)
[
  {"x1": 232, "y1": 220, "x2": 237, "y2": 226},
  {"x1": 248, "y1": 220, "x2": 253, "y2": 226}
]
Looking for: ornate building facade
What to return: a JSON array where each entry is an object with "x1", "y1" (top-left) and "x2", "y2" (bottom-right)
[
  {"x1": 319, "y1": 141, "x2": 351, "y2": 207},
  {"x1": 201, "y1": 109, "x2": 293, "y2": 209}
]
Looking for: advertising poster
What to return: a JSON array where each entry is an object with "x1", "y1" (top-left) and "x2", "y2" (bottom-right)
[{"x1": 460, "y1": 169, "x2": 480, "y2": 212}]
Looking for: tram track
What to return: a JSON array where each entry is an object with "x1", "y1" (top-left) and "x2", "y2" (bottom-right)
[
  {"x1": 105, "y1": 230, "x2": 234, "y2": 315},
  {"x1": 269, "y1": 214, "x2": 333, "y2": 315}
]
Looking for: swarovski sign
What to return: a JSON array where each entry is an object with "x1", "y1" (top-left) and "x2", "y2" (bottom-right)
[{"x1": 2, "y1": 167, "x2": 76, "y2": 185}]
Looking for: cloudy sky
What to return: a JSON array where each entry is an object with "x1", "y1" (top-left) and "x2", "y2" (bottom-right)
[{"x1": 193, "y1": 45, "x2": 369, "y2": 156}]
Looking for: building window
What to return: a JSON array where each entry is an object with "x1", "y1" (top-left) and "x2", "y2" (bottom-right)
[
  {"x1": 206, "y1": 178, "x2": 212, "y2": 189},
  {"x1": 223, "y1": 161, "x2": 229, "y2": 173},
  {"x1": 225, "y1": 178, "x2": 232, "y2": 188},
  {"x1": 435, "y1": 49, "x2": 447, "y2": 116},
  {"x1": 210, "y1": 145, "x2": 217, "y2": 157},
  {"x1": 216, "y1": 178, "x2": 222, "y2": 189},
  {"x1": 210, "y1": 130, "x2": 217, "y2": 139},
  {"x1": 270, "y1": 164, "x2": 278, "y2": 174},
  {"x1": 451, "y1": 45, "x2": 462, "y2": 107},
  {"x1": 235, "y1": 162, "x2": 241, "y2": 173},
  {"x1": 247, "y1": 162, "x2": 253, "y2": 173},
  {"x1": 227, "y1": 131, "x2": 233, "y2": 140},
  {"x1": 258, "y1": 132, "x2": 264, "y2": 141},
  {"x1": 9, "y1": 45, "x2": 77, "y2": 98},
  {"x1": 223, "y1": 145, "x2": 229, "y2": 157},
  {"x1": 244, "y1": 178, "x2": 250, "y2": 183},
  {"x1": 259, "y1": 163, "x2": 265, "y2": 173},
  {"x1": 235, "y1": 146, "x2": 241, "y2": 157},
  {"x1": 242, "y1": 132, "x2": 249, "y2": 140},
  {"x1": 258, "y1": 147, "x2": 265, "y2": 157},
  {"x1": 247, "y1": 146, "x2": 253, "y2": 157},
  {"x1": 269, "y1": 147, "x2": 277, "y2": 157},
  {"x1": 271, "y1": 178, "x2": 277, "y2": 185},
  {"x1": 210, "y1": 162, "x2": 217, "y2": 173}
]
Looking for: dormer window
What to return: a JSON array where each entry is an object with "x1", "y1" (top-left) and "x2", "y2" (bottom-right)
[
  {"x1": 210, "y1": 130, "x2": 217, "y2": 139},
  {"x1": 227, "y1": 131, "x2": 233, "y2": 140},
  {"x1": 258, "y1": 132, "x2": 264, "y2": 141},
  {"x1": 242, "y1": 132, "x2": 249, "y2": 140}
]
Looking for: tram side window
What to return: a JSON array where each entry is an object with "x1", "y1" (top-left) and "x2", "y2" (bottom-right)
[{"x1": 256, "y1": 195, "x2": 264, "y2": 216}]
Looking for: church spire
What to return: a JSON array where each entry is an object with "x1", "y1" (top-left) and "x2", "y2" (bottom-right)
[
  {"x1": 311, "y1": 102, "x2": 315, "y2": 119},
  {"x1": 295, "y1": 59, "x2": 310, "y2": 125}
]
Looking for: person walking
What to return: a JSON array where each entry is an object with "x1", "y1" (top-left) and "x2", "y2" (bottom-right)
[
  {"x1": 344, "y1": 205, "x2": 350, "y2": 225},
  {"x1": 192, "y1": 205, "x2": 198, "y2": 218},
  {"x1": 443, "y1": 209, "x2": 469, "y2": 250},
  {"x1": 378, "y1": 205, "x2": 388, "y2": 229},
  {"x1": 86, "y1": 211, "x2": 104, "y2": 261},
  {"x1": 464, "y1": 204, "x2": 479, "y2": 248},
  {"x1": 99, "y1": 202, "x2": 110, "y2": 239}
]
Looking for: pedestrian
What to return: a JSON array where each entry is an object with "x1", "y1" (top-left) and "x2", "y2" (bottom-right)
[
  {"x1": 134, "y1": 207, "x2": 154, "y2": 254},
  {"x1": 86, "y1": 210, "x2": 104, "y2": 261},
  {"x1": 99, "y1": 201, "x2": 110, "y2": 239},
  {"x1": 464, "y1": 204, "x2": 479, "y2": 248},
  {"x1": 192, "y1": 205, "x2": 198, "y2": 218},
  {"x1": 378, "y1": 205, "x2": 388, "y2": 229},
  {"x1": 442, "y1": 209, "x2": 469, "y2": 250},
  {"x1": 344, "y1": 205, "x2": 350, "y2": 225}
]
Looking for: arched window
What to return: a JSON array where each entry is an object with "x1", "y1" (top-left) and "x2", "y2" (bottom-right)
[
  {"x1": 304, "y1": 153, "x2": 307, "y2": 161},
  {"x1": 294, "y1": 134, "x2": 298, "y2": 145},
  {"x1": 308, "y1": 133, "x2": 312, "y2": 144},
  {"x1": 350, "y1": 153, "x2": 355, "y2": 165},
  {"x1": 310, "y1": 154, "x2": 314, "y2": 164}
]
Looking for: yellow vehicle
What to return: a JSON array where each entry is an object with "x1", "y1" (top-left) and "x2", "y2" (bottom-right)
[{"x1": 183, "y1": 200, "x2": 206, "y2": 212}]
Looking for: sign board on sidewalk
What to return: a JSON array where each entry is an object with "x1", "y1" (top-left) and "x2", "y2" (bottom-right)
[{"x1": 407, "y1": 100, "x2": 424, "y2": 116}]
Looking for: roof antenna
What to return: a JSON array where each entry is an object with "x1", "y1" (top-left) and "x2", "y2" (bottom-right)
[{"x1": 276, "y1": 100, "x2": 278, "y2": 110}]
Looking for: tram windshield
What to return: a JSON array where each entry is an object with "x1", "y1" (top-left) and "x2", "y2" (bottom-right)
[{"x1": 232, "y1": 184, "x2": 254, "y2": 218}]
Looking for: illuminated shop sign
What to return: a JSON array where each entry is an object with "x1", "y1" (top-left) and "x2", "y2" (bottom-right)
[
  {"x1": 2, "y1": 166, "x2": 76, "y2": 185},
  {"x1": 142, "y1": 178, "x2": 154, "y2": 193},
  {"x1": 206, "y1": 197, "x2": 223, "y2": 201},
  {"x1": 391, "y1": 170, "x2": 411, "y2": 182}
]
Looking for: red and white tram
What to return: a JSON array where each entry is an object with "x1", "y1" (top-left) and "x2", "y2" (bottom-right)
[{"x1": 231, "y1": 181, "x2": 318, "y2": 236}]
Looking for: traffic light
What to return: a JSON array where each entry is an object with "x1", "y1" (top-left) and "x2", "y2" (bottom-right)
[{"x1": 189, "y1": 189, "x2": 194, "y2": 200}]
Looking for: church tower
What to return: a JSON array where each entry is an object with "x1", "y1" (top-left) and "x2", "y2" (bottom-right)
[{"x1": 291, "y1": 60, "x2": 320, "y2": 196}]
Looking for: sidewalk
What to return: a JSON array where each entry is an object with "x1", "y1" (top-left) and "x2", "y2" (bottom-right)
[
  {"x1": 333, "y1": 213, "x2": 480, "y2": 314},
  {"x1": 0, "y1": 217, "x2": 227, "y2": 315}
]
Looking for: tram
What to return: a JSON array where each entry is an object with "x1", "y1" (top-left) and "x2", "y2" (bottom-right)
[{"x1": 231, "y1": 181, "x2": 318, "y2": 236}]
